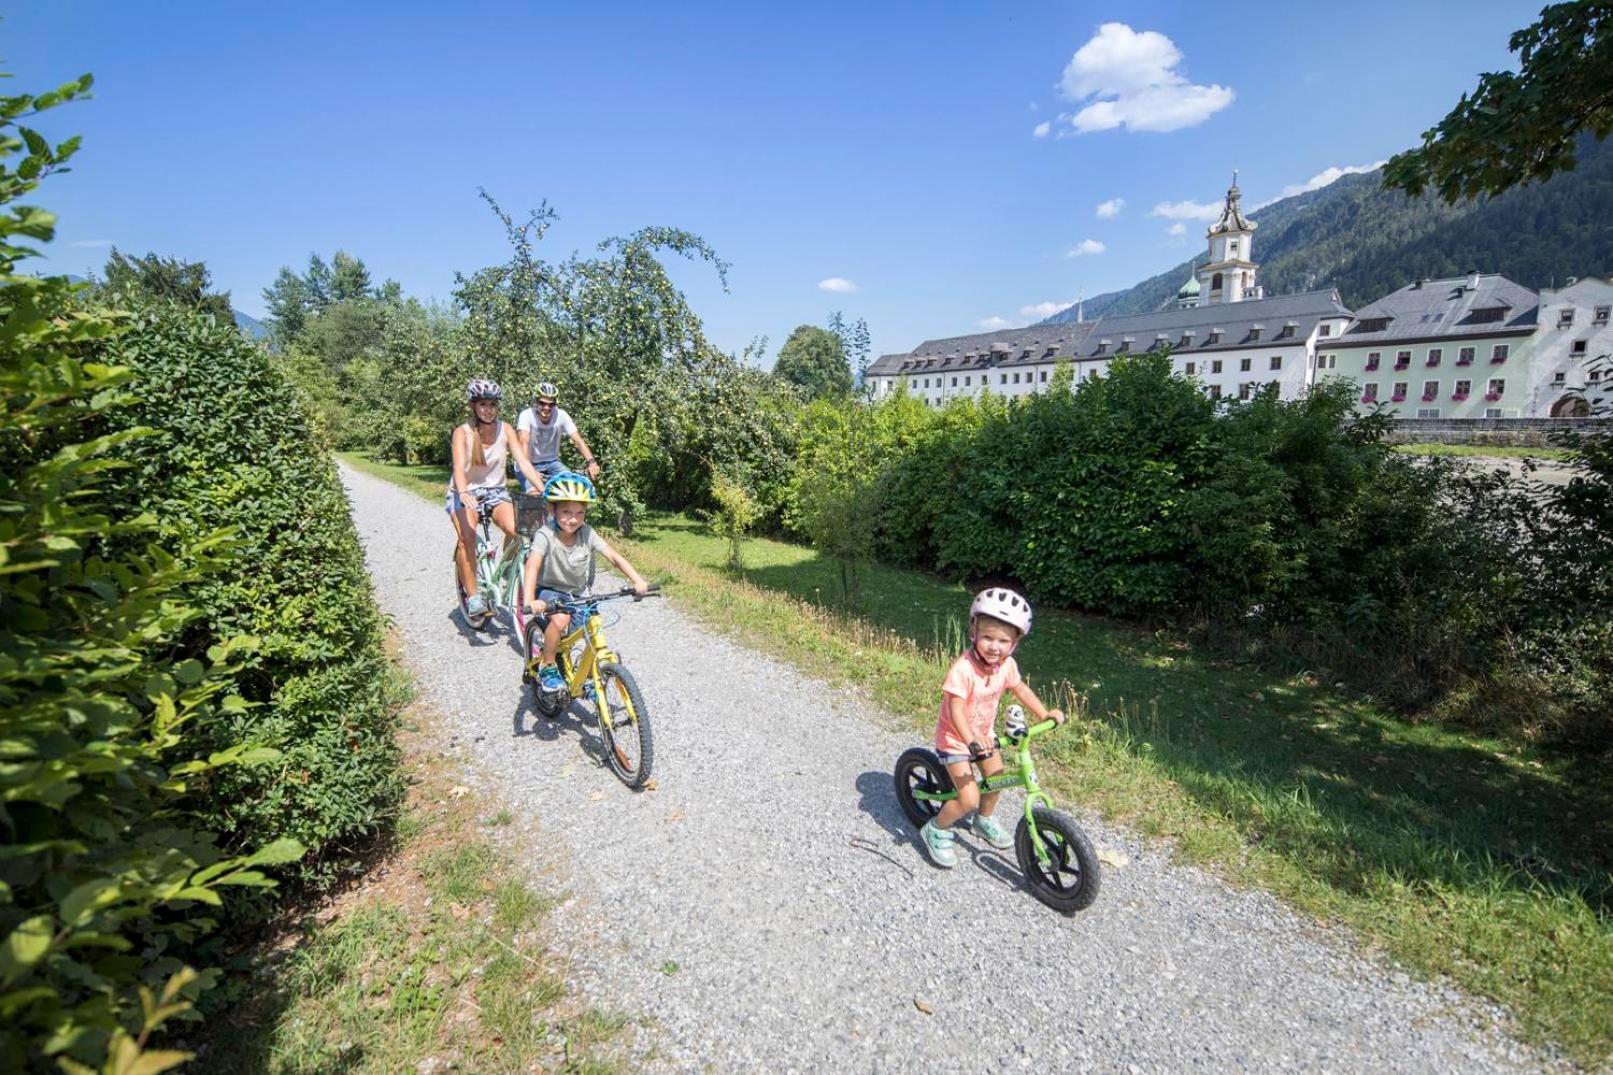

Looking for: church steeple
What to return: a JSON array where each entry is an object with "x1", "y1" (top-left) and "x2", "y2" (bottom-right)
[{"x1": 1196, "y1": 170, "x2": 1261, "y2": 304}]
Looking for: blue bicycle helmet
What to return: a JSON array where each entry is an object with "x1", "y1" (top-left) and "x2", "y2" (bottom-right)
[{"x1": 543, "y1": 471, "x2": 597, "y2": 505}]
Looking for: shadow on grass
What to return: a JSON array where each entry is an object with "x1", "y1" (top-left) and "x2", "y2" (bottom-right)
[{"x1": 668, "y1": 523, "x2": 1612, "y2": 915}]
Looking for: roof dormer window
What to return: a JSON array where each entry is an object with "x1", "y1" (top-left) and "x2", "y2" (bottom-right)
[
  {"x1": 1207, "y1": 329, "x2": 1222, "y2": 345},
  {"x1": 1359, "y1": 317, "x2": 1391, "y2": 332},
  {"x1": 1095, "y1": 340, "x2": 1109, "y2": 356},
  {"x1": 1469, "y1": 307, "x2": 1505, "y2": 324}
]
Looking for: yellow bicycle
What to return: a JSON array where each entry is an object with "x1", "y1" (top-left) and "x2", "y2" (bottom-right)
[{"x1": 523, "y1": 586, "x2": 660, "y2": 789}]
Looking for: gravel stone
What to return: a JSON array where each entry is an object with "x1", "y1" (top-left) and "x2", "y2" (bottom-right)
[{"x1": 342, "y1": 463, "x2": 1562, "y2": 1074}]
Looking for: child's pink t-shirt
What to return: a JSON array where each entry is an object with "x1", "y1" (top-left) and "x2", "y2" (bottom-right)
[{"x1": 934, "y1": 651, "x2": 1021, "y2": 756}]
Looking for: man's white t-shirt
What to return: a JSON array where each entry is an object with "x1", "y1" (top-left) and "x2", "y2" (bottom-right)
[{"x1": 515, "y1": 405, "x2": 577, "y2": 462}]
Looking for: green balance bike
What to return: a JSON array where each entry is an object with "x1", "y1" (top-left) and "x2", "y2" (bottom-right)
[{"x1": 894, "y1": 706, "x2": 1101, "y2": 914}]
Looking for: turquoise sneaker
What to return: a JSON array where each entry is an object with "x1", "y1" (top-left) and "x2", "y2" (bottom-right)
[
  {"x1": 538, "y1": 664, "x2": 565, "y2": 692},
  {"x1": 971, "y1": 812, "x2": 1014, "y2": 850},
  {"x1": 920, "y1": 820, "x2": 957, "y2": 868}
]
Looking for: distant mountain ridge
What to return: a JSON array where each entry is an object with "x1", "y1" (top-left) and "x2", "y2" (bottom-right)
[{"x1": 1042, "y1": 135, "x2": 1613, "y2": 325}]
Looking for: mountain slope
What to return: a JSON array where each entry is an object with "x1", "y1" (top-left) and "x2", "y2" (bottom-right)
[{"x1": 1044, "y1": 135, "x2": 1613, "y2": 323}]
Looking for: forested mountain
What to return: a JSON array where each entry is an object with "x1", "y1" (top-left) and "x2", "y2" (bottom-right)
[{"x1": 1043, "y1": 135, "x2": 1613, "y2": 324}]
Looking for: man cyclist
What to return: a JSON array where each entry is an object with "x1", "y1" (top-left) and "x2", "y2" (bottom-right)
[{"x1": 515, "y1": 382, "x2": 602, "y2": 492}]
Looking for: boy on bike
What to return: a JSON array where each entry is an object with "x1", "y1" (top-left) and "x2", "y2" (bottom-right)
[
  {"x1": 921, "y1": 588, "x2": 1065, "y2": 868},
  {"x1": 520, "y1": 472, "x2": 650, "y2": 694}
]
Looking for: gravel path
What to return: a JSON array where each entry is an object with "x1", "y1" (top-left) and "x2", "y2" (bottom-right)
[{"x1": 342, "y1": 463, "x2": 1557, "y2": 1074}]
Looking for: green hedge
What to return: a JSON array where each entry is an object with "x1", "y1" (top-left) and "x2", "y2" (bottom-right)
[{"x1": 98, "y1": 306, "x2": 401, "y2": 892}]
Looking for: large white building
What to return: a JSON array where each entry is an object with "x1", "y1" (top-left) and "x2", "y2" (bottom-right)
[
  {"x1": 867, "y1": 177, "x2": 1608, "y2": 419},
  {"x1": 867, "y1": 178, "x2": 1352, "y2": 406}
]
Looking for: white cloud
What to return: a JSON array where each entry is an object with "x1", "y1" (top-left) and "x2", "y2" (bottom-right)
[
  {"x1": 1019, "y1": 300, "x2": 1073, "y2": 319},
  {"x1": 817, "y1": 277, "x2": 857, "y2": 293},
  {"x1": 1167, "y1": 222, "x2": 1187, "y2": 236},
  {"x1": 977, "y1": 315, "x2": 1021, "y2": 330},
  {"x1": 69, "y1": 239, "x2": 113, "y2": 248},
  {"x1": 1150, "y1": 199, "x2": 1221, "y2": 221},
  {"x1": 1065, "y1": 239, "x2": 1106, "y2": 258},
  {"x1": 1275, "y1": 160, "x2": 1387, "y2": 200},
  {"x1": 1057, "y1": 23, "x2": 1234, "y2": 134},
  {"x1": 1095, "y1": 197, "x2": 1125, "y2": 218},
  {"x1": 1032, "y1": 120, "x2": 1051, "y2": 139}
]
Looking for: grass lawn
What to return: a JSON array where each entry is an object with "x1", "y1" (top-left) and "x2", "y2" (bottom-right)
[
  {"x1": 1392, "y1": 442, "x2": 1575, "y2": 461},
  {"x1": 198, "y1": 643, "x2": 635, "y2": 1074},
  {"x1": 339, "y1": 450, "x2": 1613, "y2": 1068}
]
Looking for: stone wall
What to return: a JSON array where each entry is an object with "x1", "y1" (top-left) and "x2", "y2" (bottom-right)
[{"x1": 1388, "y1": 417, "x2": 1613, "y2": 446}]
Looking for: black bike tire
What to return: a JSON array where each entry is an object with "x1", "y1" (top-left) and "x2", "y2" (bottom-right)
[
  {"x1": 596, "y1": 662, "x2": 654, "y2": 789},
  {"x1": 1014, "y1": 806, "x2": 1101, "y2": 914},
  {"x1": 893, "y1": 747, "x2": 953, "y2": 829}
]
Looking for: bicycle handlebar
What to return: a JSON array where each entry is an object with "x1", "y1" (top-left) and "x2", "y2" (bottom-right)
[{"x1": 547, "y1": 584, "x2": 662, "y2": 611}]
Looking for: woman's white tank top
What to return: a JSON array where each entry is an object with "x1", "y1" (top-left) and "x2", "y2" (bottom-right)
[{"x1": 460, "y1": 423, "x2": 508, "y2": 490}]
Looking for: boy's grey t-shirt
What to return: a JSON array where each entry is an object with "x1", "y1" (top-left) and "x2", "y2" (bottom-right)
[{"x1": 531, "y1": 523, "x2": 605, "y2": 594}]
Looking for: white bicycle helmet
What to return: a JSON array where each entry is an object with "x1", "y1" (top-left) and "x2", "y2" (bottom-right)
[
  {"x1": 970, "y1": 587, "x2": 1032, "y2": 637},
  {"x1": 535, "y1": 381, "x2": 559, "y2": 402},
  {"x1": 466, "y1": 378, "x2": 503, "y2": 402}
]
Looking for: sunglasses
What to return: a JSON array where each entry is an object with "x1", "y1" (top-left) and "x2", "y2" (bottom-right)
[{"x1": 536, "y1": 401, "x2": 556, "y2": 409}]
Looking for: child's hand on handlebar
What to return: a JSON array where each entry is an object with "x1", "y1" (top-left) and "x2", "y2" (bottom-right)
[
  {"x1": 1048, "y1": 709, "x2": 1067, "y2": 725},
  {"x1": 968, "y1": 740, "x2": 996, "y2": 762}
]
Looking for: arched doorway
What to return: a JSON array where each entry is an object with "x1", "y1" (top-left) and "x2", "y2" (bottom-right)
[{"x1": 1550, "y1": 395, "x2": 1590, "y2": 417}]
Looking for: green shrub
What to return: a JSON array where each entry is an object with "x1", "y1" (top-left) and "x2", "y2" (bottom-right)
[
  {"x1": 0, "y1": 74, "x2": 300, "y2": 1073},
  {"x1": 96, "y1": 306, "x2": 402, "y2": 893}
]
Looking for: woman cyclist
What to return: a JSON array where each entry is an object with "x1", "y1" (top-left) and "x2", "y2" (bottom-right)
[{"x1": 448, "y1": 379, "x2": 549, "y2": 620}]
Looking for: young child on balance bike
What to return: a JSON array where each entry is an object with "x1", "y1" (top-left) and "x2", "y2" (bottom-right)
[{"x1": 921, "y1": 588, "x2": 1065, "y2": 868}]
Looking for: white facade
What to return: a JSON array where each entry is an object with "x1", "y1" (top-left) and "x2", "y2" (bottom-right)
[{"x1": 1532, "y1": 277, "x2": 1613, "y2": 417}]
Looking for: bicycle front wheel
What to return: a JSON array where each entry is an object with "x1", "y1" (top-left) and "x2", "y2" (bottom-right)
[
  {"x1": 594, "y1": 662, "x2": 654, "y2": 789},
  {"x1": 1015, "y1": 807, "x2": 1101, "y2": 914}
]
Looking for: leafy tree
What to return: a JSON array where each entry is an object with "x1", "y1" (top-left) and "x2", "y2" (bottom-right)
[
  {"x1": 1383, "y1": 1, "x2": 1613, "y2": 202},
  {"x1": 263, "y1": 265, "x2": 311, "y2": 340},
  {"x1": 0, "y1": 71, "x2": 298, "y2": 1074},
  {"x1": 828, "y1": 310, "x2": 872, "y2": 394},
  {"x1": 329, "y1": 249, "x2": 373, "y2": 302},
  {"x1": 773, "y1": 323, "x2": 850, "y2": 399},
  {"x1": 101, "y1": 247, "x2": 234, "y2": 321}
]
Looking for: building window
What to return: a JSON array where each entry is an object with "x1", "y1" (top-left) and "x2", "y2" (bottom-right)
[
  {"x1": 1458, "y1": 347, "x2": 1476, "y2": 365},
  {"x1": 1360, "y1": 318, "x2": 1390, "y2": 332},
  {"x1": 1491, "y1": 344, "x2": 1510, "y2": 363},
  {"x1": 1417, "y1": 408, "x2": 1441, "y2": 418},
  {"x1": 1485, "y1": 407, "x2": 1503, "y2": 418},
  {"x1": 964, "y1": 375, "x2": 970, "y2": 386},
  {"x1": 1211, "y1": 359, "x2": 1223, "y2": 373},
  {"x1": 1185, "y1": 361, "x2": 1196, "y2": 375},
  {"x1": 1454, "y1": 379, "x2": 1472, "y2": 399},
  {"x1": 1470, "y1": 307, "x2": 1505, "y2": 324},
  {"x1": 1426, "y1": 348, "x2": 1442, "y2": 367},
  {"x1": 1249, "y1": 328, "x2": 1261, "y2": 341},
  {"x1": 1422, "y1": 380, "x2": 1439, "y2": 401},
  {"x1": 1558, "y1": 308, "x2": 1575, "y2": 328},
  {"x1": 1365, "y1": 351, "x2": 1381, "y2": 371},
  {"x1": 1208, "y1": 384, "x2": 1222, "y2": 399},
  {"x1": 1040, "y1": 370, "x2": 1047, "y2": 382},
  {"x1": 1229, "y1": 240, "x2": 1240, "y2": 257},
  {"x1": 1362, "y1": 382, "x2": 1379, "y2": 402},
  {"x1": 1595, "y1": 305, "x2": 1610, "y2": 325},
  {"x1": 1012, "y1": 372, "x2": 1020, "y2": 384},
  {"x1": 1392, "y1": 382, "x2": 1408, "y2": 401},
  {"x1": 1553, "y1": 371, "x2": 1566, "y2": 384},
  {"x1": 950, "y1": 376, "x2": 957, "y2": 387},
  {"x1": 1238, "y1": 382, "x2": 1253, "y2": 400},
  {"x1": 1487, "y1": 378, "x2": 1505, "y2": 400},
  {"x1": 1395, "y1": 350, "x2": 1412, "y2": 369},
  {"x1": 1318, "y1": 323, "x2": 1332, "y2": 337},
  {"x1": 1328, "y1": 355, "x2": 1337, "y2": 369},
  {"x1": 1269, "y1": 355, "x2": 1282, "y2": 371},
  {"x1": 1239, "y1": 357, "x2": 1252, "y2": 372},
  {"x1": 1095, "y1": 342, "x2": 1108, "y2": 355},
  {"x1": 1211, "y1": 273, "x2": 1223, "y2": 291},
  {"x1": 1591, "y1": 370, "x2": 1604, "y2": 383},
  {"x1": 1207, "y1": 331, "x2": 1222, "y2": 344},
  {"x1": 1572, "y1": 340, "x2": 1587, "y2": 355},
  {"x1": 1001, "y1": 374, "x2": 1008, "y2": 385}
]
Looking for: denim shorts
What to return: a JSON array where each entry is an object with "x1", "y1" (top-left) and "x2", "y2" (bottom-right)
[
  {"x1": 521, "y1": 458, "x2": 569, "y2": 493},
  {"x1": 444, "y1": 485, "x2": 512, "y2": 517}
]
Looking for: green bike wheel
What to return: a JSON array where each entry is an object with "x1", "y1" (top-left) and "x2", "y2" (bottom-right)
[
  {"x1": 1015, "y1": 806, "x2": 1101, "y2": 914},
  {"x1": 594, "y1": 662, "x2": 653, "y2": 789},
  {"x1": 893, "y1": 747, "x2": 953, "y2": 828}
]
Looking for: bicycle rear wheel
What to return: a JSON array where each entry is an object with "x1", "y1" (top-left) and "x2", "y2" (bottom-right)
[
  {"x1": 593, "y1": 662, "x2": 653, "y2": 789},
  {"x1": 893, "y1": 747, "x2": 953, "y2": 828},
  {"x1": 1014, "y1": 807, "x2": 1101, "y2": 914}
]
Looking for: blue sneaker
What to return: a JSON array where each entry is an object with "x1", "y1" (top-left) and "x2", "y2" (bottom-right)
[
  {"x1": 465, "y1": 593, "x2": 490, "y2": 620},
  {"x1": 971, "y1": 813, "x2": 1014, "y2": 849},
  {"x1": 920, "y1": 820, "x2": 957, "y2": 868},
  {"x1": 538, "y1": 664, "x2": 565, "y2": 692}
]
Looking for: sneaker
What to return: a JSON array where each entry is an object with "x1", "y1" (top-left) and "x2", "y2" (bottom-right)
[
  {"x1": 920, "y1": 820, "x2": 957, "y2": 868},
  {"x1": 464, "y1": 593, "x2": 490, "y2": 619},
  {"x1": 538, "y1": 664, "x2": 565, "y2": 692},
  {"x1": 971, "y1": 813, "x2": 1014, "y2": 850}
]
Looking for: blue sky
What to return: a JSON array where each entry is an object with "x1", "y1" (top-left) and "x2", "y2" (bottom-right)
[{"x1": 12, "y1": 1, "x2": 1539, "y2": 364}]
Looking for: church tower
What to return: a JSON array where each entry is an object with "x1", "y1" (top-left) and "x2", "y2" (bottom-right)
[{"x1": 1196, "y1": 172, "x2": 1261, "y2": 305}]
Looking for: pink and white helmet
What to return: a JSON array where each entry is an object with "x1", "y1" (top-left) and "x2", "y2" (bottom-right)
[{"x1": 970, "y1": 587, "x2": 1032, "y2": 637}]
